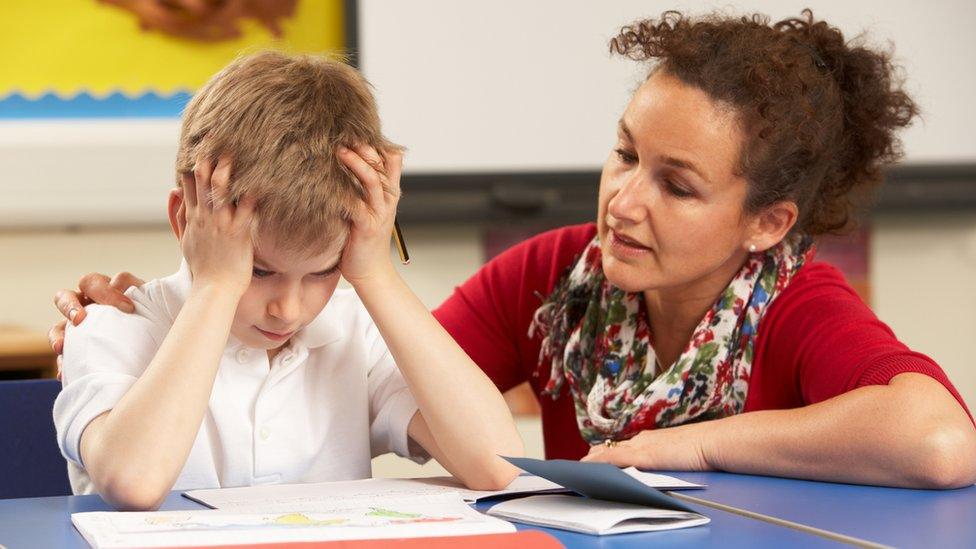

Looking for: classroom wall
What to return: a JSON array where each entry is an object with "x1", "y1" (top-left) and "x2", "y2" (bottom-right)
[
  {"x1": 1, "y1": 216, "x2": 974, "y2": 477},
  {"x1": 1, "y1": 1, "x2": 973, "y2": 477}
]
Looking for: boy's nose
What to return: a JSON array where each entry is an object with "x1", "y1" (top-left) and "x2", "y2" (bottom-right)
[{"x1": 268, "y1": 288, "x2": 302, "y2": 323}]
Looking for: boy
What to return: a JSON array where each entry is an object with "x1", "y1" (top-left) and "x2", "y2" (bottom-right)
[{"x1": 53, "y1": 52, "x2": 522, "y2": 511}]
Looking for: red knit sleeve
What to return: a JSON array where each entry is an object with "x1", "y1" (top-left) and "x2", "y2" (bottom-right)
[
  {"x1": 433, "y1": 224, "x2": 598, "y2": 393},
  {"x1": 755, "y1": 263, "x2": 972, "y2": 418}
]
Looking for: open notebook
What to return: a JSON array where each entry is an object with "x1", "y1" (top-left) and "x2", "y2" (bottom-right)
[
  {"x1": 487, "y1": 494, "x2": 709, "y2": 535},
  {"x1": 489, "y1": 457, "x2": 710, "y2": 535}
]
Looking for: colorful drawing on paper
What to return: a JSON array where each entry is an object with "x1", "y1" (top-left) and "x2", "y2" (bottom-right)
[
  {"x1": 114, "y1": 508, "x2": 466, "y2": 534},
  {"x1": 0, "y1": 0, "x2": 345, "y2": 119}
]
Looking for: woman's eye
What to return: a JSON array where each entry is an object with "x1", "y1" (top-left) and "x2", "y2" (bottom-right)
[
  {"x1": 252, "y1": 268, "x2": 273, "y2": 278},
  {"x1": 614, "y1": 148, "x2": 637, "y2": 164},
  {"x1": 666, "y1": 181, "x2": 695, "y2": 198}
]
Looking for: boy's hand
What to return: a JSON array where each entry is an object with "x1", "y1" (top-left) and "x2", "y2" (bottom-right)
[
  {"x1": 337, "y1": 145, "x2": 403, "y2": 287},
  {"x1": 181, "y1": 156, "x2": 257, "y2": 295}
]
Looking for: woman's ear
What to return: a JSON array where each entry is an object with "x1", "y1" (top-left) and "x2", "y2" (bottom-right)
[
  {"x1": 167, "y1": 186, "x2": 187, "y2": 241},
  {"x1": 747, "y1": 201, "x2": 798, "y2": 252}
]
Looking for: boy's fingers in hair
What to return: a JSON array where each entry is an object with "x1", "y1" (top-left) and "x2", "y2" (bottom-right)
[
  {"x1": 352, "y1": 144, "x2": 400, "y2": 206},
  {"x1": 78, "y1": 272, "x2": 136, "y2": 314},
  {"x1": 352, "y1": 144, "x2": 386, "y2": 176},
  {"x1": 48, "y1": 320, "x2": 67, "y2": 355},
  {"x1": 54, "y1": 289, "x2": 87, "y2": 326},
  {"x1": 193, "y1": 157, "x2": 215, "y2": 210},
  {"x1": 233, "y1": 194, "x2": 258, "y2": 228},
  {"x1": 338, "y1": 147, "x2": 384, "y2": 211},
  {"x1": 381, "y1": 150, "x2": 404, "y2": 202},
  {"x1": 181, "y1": 172, "x2": 198, "y2": 209},
  {"x1": 210, "y1": 155, "x2": 234, "y2": 210}
]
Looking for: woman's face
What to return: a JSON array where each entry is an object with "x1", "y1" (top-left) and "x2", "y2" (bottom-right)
[{"x1": 597, "y1": 71, "x2": 754, "y2": 296}]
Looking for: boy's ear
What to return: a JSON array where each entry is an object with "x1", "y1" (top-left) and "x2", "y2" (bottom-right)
[{"x1": 167, "y1": 187, "x2": 187, "y2": 241}]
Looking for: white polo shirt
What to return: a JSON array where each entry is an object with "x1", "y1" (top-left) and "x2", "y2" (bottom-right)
[{"x1": 54, "y1": 261, "x2": 426, "y2": 495}]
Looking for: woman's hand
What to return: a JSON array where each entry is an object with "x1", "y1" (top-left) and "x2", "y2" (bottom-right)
[
  {"x1": 180, "y1": 156, "x2": 256, "y2": 296},
  {"x1": 50, "y1": 272, "x2": 145, "y2": 379},
  {"x1": 335, "y1": 144, "x2": 403, "y2": 287},
  {"x1": 581, "y1": 424, "x2": 714, "y2": 471}
]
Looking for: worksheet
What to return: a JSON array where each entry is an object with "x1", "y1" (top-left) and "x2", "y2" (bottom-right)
[{"x1": 72, "y1": 493, "x2": 515, "y2": 549}]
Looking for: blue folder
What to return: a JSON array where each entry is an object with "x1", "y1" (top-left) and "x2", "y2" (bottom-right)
[{"x1": 502, "y1": 456, "x2": 696, "y2": 513}]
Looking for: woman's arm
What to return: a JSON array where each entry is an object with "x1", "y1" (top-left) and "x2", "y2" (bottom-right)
[
  {"x1": 585, "y1": 372, "x2": 976, "y2": 489},
  {"x1": 338, "y1": 145, "x2": 523, "y2": 490},
  {"x1": 79, "y1": 158, "x2": 256, "y2": 510}
]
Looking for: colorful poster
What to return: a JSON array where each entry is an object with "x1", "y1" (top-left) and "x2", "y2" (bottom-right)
[{"x1": 0, "y1": 0, "x2": 346, "y2": 119}]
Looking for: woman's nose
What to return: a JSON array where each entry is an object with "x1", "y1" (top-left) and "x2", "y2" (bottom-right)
[{"x1": 607, "y1": 172, "x2": 651, "y2": 224}]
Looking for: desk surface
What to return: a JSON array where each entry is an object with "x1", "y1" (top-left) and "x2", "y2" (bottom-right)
[
  {"x1": 666, "y1": 471, "x2": 976, "y2": 549},
  {"x1": 0, "y1": 490, "x2": 833, "y2": 549}
]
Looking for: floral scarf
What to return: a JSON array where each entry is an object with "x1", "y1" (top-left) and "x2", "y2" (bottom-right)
[{"x1": 528, "y1": 234, "x2": 814, "y2": 444}]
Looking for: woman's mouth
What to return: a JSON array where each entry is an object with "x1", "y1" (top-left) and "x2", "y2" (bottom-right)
[
  {"x1": 256, "y1": 327, "x2": 295, "y2": 342},
  {"x1": 607, "y1": 229, "x2": 652, "y2": 257}
]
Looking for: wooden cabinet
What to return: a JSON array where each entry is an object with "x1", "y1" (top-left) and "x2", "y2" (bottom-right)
[{"x1": 0, "y1": 326, "x2": 57, "y2": 379}]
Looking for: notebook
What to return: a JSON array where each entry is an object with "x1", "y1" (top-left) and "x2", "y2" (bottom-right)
[
  {"x1": 487, "y1": 494, "x2": 710, "y2": 535},
  {"x1": 495, "y1": 457, "x2": 710, "y2": 535}
]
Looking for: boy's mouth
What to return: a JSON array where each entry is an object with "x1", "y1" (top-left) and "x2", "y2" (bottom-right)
[{"x1": 256, "y1": 327, "x2": 295, "y2": 342}]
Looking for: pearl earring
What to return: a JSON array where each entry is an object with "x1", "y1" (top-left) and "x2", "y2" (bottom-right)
[{"x1": 748, "y1": 244, "x2": 757, "y2": 253}]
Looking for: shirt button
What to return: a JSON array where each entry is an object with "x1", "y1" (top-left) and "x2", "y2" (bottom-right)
[
  {"x1": 236, "y1": 349, "x2": 249, "y2": 363},
  {"x1": 259, "y1": 426, "x2": 270, "y2": 441},
  {"x1": 282, "y1": 354, "x2": 293, "y2": 365}
]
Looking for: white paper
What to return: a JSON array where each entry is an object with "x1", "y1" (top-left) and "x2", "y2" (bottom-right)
[
  {"x1": 184, "y1": 471, "x2": 701, "y2": 514},
  {"x1": 487, "y1": 494, "x2": 710, "y2": 535},
  {"x1": 184, "y1": 475, "x2": 568, "y2": 512},
  {"x1": 72, "y1": 493, "x2": 515, "y2": 549},
  {"x1": 622, "y1": 468, "x2": 706, "y2": 490}
]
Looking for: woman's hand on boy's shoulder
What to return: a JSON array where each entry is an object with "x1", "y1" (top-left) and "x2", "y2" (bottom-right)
[
  {"x1": 336, "y1": 144, "x2": 403, "y2": 288},
  {"x1": 50, "y1": 271, "x2": 145, "y2": 379}
]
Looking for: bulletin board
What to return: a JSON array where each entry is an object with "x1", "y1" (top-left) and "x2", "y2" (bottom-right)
[
  {"x1": 0, "y1": 0, "x2": 347, "y2": 119},
  {"x1": 0, "y1": 0, "x2": 351, "y2": 228}
]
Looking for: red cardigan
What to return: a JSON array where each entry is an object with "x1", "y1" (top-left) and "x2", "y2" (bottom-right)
[{"x1": 433, "y1": 223, "x2": 971, "y2": 460}]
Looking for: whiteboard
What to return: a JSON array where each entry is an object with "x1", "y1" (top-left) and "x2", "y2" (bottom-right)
[{"x1": 359, "y1": 0, "x2": 976, "y2": 173}]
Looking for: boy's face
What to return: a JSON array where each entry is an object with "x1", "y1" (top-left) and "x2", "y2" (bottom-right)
[{"x1": 230, "y1": 231, "x2": 344, "y2": 353}]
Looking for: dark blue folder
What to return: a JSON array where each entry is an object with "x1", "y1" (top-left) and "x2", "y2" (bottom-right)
[{"x1": 502, "y1": 456, "x2": 696, "y2": 513}]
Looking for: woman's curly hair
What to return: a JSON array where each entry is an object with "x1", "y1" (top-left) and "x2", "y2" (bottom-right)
[{"x1": 611, "y1": 9, "x2": 918, "y2": 235}]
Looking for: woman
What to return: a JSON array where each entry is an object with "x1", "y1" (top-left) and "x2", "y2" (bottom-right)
[{"x1": 51, "y1": 10, "x2": 976, "y2": 488}]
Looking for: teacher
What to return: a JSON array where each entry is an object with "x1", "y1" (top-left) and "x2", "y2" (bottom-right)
[{"x1": 50, "y1": 10, "x2": 975, "y2": 488}]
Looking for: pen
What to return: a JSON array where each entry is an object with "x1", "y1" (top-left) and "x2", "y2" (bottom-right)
[{"x1": 393, "y1": 218, "x2": 410, "y2": 265}]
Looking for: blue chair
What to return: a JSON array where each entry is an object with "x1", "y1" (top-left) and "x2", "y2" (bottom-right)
[{"x1": 0, "y1": 379, "x2": 71, "y2": 498}]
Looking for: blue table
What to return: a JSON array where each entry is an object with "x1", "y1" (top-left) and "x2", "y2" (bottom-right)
[
  {"x1": 0, "y1": 489, "x2": 834, "y2": 548},
  {"x1": 664, "y1": 471, "x2": 976, "y2": 549}
]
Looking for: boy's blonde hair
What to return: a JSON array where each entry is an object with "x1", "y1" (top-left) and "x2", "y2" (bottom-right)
[{"x1": 176, "y1": 51, "x2": 400, "y2": 256}]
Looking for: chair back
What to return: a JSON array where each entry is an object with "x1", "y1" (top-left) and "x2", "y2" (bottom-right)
[{"x1": 0, "y1": 379, "x2": 71, "y2": 498}]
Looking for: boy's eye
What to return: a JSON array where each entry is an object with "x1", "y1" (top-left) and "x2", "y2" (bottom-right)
[
  {"x1": 614, "y1": 148, "x2": 637, "y2": 164},
  {"x1": 252, "y1": 268, "x2": 274, "y2": 278},
  {"x1": 312, "y1": 268, "x2": 339, "y2": 278}
]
